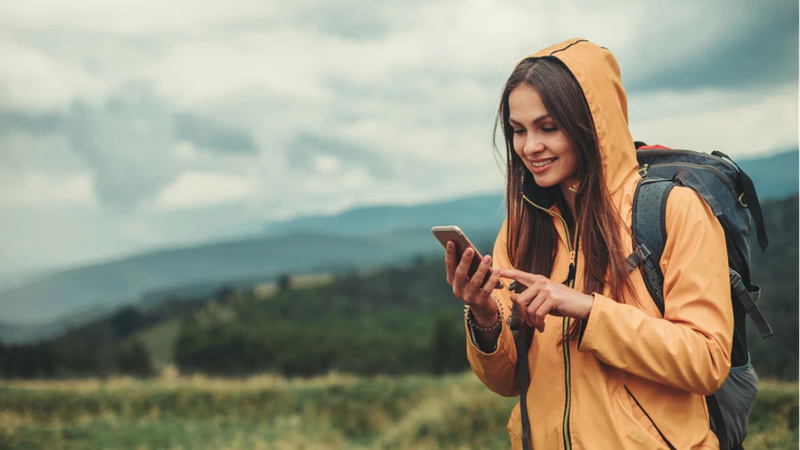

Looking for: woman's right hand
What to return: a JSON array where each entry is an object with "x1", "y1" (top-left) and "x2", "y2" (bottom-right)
[{"x1": 445, "y1": 241, "x2": 502, "y2": 328}]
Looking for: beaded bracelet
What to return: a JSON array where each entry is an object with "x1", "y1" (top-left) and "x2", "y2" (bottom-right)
[{"x1": 465, "y1": 296, "x2": 503, "y2": 333}]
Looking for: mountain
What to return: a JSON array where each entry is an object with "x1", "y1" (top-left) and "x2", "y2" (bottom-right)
[
  {"x1": 0, "y1": 229, "x2": 486, "y2": 326},
  {"x1": 0, "y1": 150, "x2": 795, "y2": 339},
  {"x1": 262, "y1": 194, "x2": 506, "y2": 238},
  {"x1": 0, "y1": 198, "x2": 507, "y2": 338},
  {"x1": 736, "y1": 149, "x2": 798, "y2": 200}
]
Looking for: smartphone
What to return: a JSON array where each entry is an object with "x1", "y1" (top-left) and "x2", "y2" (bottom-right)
[{"x1": 431, "y1": 225, "x2": 503, "y2": 289}]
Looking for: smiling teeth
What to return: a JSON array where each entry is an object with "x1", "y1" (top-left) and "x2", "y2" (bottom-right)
[{"x1": 532, "y1": 158, "x2": 556, "y2": 167}]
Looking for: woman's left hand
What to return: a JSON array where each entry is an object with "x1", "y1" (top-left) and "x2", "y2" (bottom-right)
[{"x1": 499, "y1": 269, "x2": 594, "y2": 333}]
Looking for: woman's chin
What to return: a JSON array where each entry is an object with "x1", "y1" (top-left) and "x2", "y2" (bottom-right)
[{"x1": 531, "y1": 176, "x2": 559, "y2": 189}]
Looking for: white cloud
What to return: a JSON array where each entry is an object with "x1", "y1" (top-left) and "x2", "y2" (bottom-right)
[
  {"x1": 173, "y1": 141, "x2": 200, "y2": 162},
  {"x1": 629, "y1": 85, "x2": 798, "y2": 158},
  {"x1": 0, "y1": 0, "x2": 276, "y2": 33},
  {"x1": 0, "y1": 172, "x2": 97, "y2": 206},
  {"x1": 152, "y1": 171, "x2": 254, "y2": 210},
  {"x1": 313, "y1": 154, "x2": 341, "y2": 174},
  {"x1": 0, "y1": 42, "x2": 105, "y2": 112}
]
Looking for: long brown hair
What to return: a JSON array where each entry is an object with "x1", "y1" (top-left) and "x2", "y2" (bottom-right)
[{"x1": 494, "y1": 57, "x2": 634, "y2": 339}]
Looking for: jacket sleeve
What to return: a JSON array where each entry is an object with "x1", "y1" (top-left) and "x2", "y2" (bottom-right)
[
  {"x1": 578, "y1": 187, "x2": 733, "y2": 395},
  {"x1": 465, "y1": 219, "x2": 521, "y2": 398}
]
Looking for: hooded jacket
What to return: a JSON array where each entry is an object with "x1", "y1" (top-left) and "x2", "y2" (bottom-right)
[{"x1": 466, "y1": 39, "x2": 733, "y2": 450}]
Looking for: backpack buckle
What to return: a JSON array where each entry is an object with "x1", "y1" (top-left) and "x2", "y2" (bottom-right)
[
  {"x1": 638, "y1": 164, "x2": 649, "y2": 177},
  {"x1": 729, "y1": 269, "x2": 742, "y2": 287}
]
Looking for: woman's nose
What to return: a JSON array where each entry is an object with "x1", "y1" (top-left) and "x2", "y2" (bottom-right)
[{"x1": 523, "y1": 136, "x2": 544, "y2": 156}]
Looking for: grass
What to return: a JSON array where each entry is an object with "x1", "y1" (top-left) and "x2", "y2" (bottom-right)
[{"x1": 0, "y1": 372, "x2": 795, "y2": 450}]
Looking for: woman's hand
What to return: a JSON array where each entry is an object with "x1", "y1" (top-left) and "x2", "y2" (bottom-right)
[
  {"x1": 445, "y1": 241, "x2": 502, "y2": 328},
  {"x1": 499, "y1": 269, "x2": 594, "y2": 333}
]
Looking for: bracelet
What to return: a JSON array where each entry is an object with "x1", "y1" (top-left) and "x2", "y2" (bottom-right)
[{"x1": 465, "y1": 296, "x2": 503, "y2": 333}]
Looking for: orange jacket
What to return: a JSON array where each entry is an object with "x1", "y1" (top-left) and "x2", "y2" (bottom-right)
[{"x1": 466, "y1": 39, "x2": 733, "y2": 450}]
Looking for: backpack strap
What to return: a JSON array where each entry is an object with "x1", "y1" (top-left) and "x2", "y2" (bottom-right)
[
  {"x1": 730, "y1": 270, "x2": 774, "y2": 339},
  {"x1": 629, "y1": 178, "x2": 676, "y2": 314},
  {"x1": 712, "y1": 150, "x2": 769, "y2": 251},
  {"x1": 515, "y1": 322, "x2": 534, "y2": 450},
  {"x1": 509, "y1": 284, "x2": 535, "y2": 450},
  {"x1": 707, "y1": 395, "x2": 730, "y2": 449}
]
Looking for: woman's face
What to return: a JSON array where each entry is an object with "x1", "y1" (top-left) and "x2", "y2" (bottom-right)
[{"x1": 508, "y1": 83, "x2": 579, "y2": 192}]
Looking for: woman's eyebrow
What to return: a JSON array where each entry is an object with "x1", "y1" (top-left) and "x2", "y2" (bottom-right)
[{"x1": 509, "y1": 115, "x2": 551, "y2": 126}]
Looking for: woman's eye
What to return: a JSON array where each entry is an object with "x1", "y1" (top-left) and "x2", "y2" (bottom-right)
[
  {"x1": 513, "y1": 129, "x2": 525, "y2": 135},
  {"x1": 542, "y1": 126, "x2": 558, "y2": 133}
]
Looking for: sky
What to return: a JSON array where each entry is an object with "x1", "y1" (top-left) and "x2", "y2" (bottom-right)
[{"x1": 0, "y1": 0, "x2": 798, "y2": 274}]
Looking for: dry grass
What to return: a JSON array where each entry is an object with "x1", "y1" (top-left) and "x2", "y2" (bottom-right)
[{"x1": 0, "y1": 372, "x2": 795, "y2": 449}]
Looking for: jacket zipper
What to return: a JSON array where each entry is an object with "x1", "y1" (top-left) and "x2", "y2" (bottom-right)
[{"x1": 522, "y1": 194, "x2": 579, "y2": 450}]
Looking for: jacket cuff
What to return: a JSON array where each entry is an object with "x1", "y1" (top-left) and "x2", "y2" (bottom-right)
[
  {"x1": 465, "y1": 315, "x2": 502, "y2": 355},
  {"x1": 469, "y1": 321, "x2": 498, "y2": 353}
]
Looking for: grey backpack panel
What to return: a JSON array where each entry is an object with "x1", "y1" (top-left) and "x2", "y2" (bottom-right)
[{"x1": 712, "y1": 359, "x2": 759, "y2": 447}]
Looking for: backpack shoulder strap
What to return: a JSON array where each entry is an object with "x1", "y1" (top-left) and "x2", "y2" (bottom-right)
[{"x1": 629, "y1": 177, "x2": 676, "y2": 316}]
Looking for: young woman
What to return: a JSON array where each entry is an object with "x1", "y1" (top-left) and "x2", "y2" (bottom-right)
[{"x1": 444, "y1": 39, "x2": 733, "y2": 449}]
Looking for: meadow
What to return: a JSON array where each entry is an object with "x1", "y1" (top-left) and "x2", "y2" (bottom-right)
[{"x1": 0, "y1": 370, "x2": 796, "y2": 450}]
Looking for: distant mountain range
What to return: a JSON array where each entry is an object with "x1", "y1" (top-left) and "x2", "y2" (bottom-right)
[
  {"x1": 736, "y1": 149, "x2": 798, "y2": 199},
  {"x1": 0, "y1": 149, "x2": 796, "y2": 341},
  {"x1": 0, "y1": 195, "x2": 508, "y2": 340}
]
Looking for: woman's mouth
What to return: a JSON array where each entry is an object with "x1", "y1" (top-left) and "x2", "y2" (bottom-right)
[
  {"x1": 531, "y1": 158, "x2": 557, "y2": 168},
  {"x1": 529, "y1": 157, "x2": 557, "y2": 174}
]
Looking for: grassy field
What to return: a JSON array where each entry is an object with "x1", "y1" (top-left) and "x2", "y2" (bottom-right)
[{"x1": 0, "y1": 371, "x2": 796, "y2": 450}]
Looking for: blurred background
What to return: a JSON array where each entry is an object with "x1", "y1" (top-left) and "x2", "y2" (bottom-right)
[{"x1": 0, "y1": 0, "x2": 797, "y2": 449}]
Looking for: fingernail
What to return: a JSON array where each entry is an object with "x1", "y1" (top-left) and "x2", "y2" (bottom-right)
[
  {"x1": 465, "y1": 248, "x2": 473, "y2": 256},
  {"x1": 482, "y1": 255, "x2": 491, "y2": 264},
  {"x1": 493, "y1": 267, "x2": 499, "y2": 274},
  {"x1": 447, "y1": 242, "x2": 453, "y2": 249}
]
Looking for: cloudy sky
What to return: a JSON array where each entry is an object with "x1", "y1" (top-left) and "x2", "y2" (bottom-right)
[{"x1": 0, "y1": 0, "x2": 797, "y2": 274}]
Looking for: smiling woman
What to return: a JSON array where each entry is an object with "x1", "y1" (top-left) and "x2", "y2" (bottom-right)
[{"x1": 443, "y1": 39, "x2": 735, "y2": 450}]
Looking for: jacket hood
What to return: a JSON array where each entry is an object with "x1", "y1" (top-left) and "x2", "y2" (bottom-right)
[{"x1": 519, "y1": 38, "x2": 639, "y2": 202}]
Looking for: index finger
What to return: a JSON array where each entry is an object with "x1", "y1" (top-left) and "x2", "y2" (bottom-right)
[{"x1": 498, "y1": 269, "x2": 539, "y2": 284}]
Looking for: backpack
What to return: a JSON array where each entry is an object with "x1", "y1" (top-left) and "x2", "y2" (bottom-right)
[
  {"x1": 629, "y1": 142, "x2": 773, "y2": 450},
  {"x1": 509, "y1": 143, "x2": 773, "y2": 450}
]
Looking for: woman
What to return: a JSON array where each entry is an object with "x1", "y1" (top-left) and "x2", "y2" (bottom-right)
[{"x1": 445, "y1": 39, "x2": 733, "y2": 449}]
